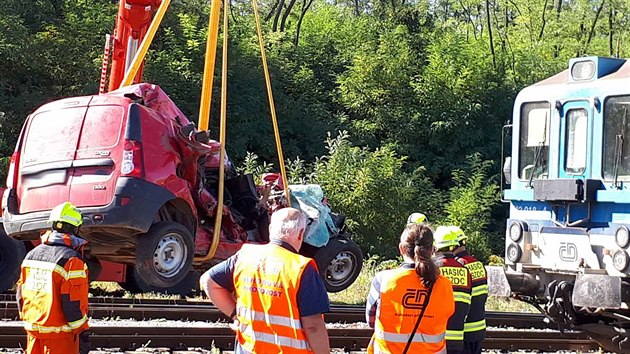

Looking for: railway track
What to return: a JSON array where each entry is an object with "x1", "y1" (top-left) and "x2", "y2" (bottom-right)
[
  {"x1": 1, "y1": 294, "x2": 548, "y2": 327},
  {"x1": 0, "y1": 294, "x2": 600, "y2": 351},
  {"x1": 0, "y1": 324, "x2": 599, "y2": 352}
]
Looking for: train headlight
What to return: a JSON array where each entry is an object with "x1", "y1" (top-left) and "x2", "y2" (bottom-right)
[
  {"x1": 506, "y1": 243, "x2": 522, "y2": 263},
  {"x1": 571, "y1": 60, "x2": 595, "y2": 81},
  {"x1": 509, "y1": 221, "x2": 524, "y2": 242},
  {"x1": 612, "y1": 249, "x2": 629, "y2": 271},
  {"x1": 616, "y1": 226, "x2": 630, "y2": 248}
]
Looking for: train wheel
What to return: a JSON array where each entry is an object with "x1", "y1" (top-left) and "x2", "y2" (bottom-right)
[
  {"x1": 578, "y1": 323, "x2": 627, "y2": 353},
  {"x1": 0, "y1": 231, "x2": 26, "y2": 292}
]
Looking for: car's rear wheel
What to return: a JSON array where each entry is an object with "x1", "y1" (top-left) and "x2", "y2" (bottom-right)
[
  {"x1": 0, "y1": 231, "x2": 26, "y2": 292},
  {"x1": 134, "y1": 221, "x2": 194, "y2": 288},
  {"x1": 314, "y1": 236, "x2": 363, "y2": 293}
]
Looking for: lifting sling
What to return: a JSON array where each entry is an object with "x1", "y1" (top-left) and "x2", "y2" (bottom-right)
[{"x1": 197, "y1": 0, "x2": 292, "y2": 260}]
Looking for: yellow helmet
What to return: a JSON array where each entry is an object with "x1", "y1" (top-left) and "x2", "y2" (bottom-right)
[
  {"x1": 450, "y1": 226, "x2": 467, "y2": 243},
  {"x1": 49, "y1": 202, "x2": 83, "y2": 229},
  {"x1": 433, "y1": 226, "x2": 459, "y2": 250},
  {"x1": 406, "y1": 212, "x2": 427, "y2": 225}
]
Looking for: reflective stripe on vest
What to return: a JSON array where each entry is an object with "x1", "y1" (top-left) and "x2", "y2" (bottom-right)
[
  {"x1": 374, "y1": 328, "x2": 445, "y2": 343},
  {"x1": 373, "y1": 342, "x2": 448, "y2": 354},
  {"x1": 239, "y1": 322, "x2": 310, "y2": 350},
  {"x1": 445, "y1": 329, "x2": 464, "y2": 341},
  {"x1": 22, "y1": 259, "x2": 67, "y2": 278},
  {"x1": 471, "y1": 284, "x2": 488, "y2": 296},
  {"x1": 22, "y1": 259, "x2": 87, "y2": 280},
  {"x1": 464, "y1": 318, "x2": 486, "y2": 332},
  {"x1": 453, "y1": 292, "x2": 471, "y2": 304},
  {"x1": 23, "y1": 314, "x2": 88, "y2": 334},
  {"x1": 237, "y1": 307, "x2": 303, "y2": 329}
]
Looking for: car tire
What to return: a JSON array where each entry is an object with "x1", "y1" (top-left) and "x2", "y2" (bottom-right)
[
  {"x1": 0, "y1": 230, "x2": 26, "y2": 292},
  {"x1": 134, "y1": 221, "x2": 194, "y2": 288},
  {"x1": 314, "y1": 236, "x2": 363, "y2": 293},
  {"x1": 120, "y1": 267, "x2": 200, "y2": 296}
]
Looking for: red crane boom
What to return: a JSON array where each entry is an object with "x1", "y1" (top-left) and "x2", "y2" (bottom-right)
[{"x1": 108, "y1": 0, "x2": 162, "y2": 92}]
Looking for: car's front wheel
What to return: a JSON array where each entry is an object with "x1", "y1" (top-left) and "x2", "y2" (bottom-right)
[
  {"x1": 134, "y1": 221, "x2": 194, "y2": 288},
  {"x1": 314, "y1": 236, "x2": 363, "y2": 293}
]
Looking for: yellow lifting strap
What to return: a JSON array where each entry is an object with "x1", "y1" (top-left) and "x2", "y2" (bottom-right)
[
  {"x1": 209, "y1": 0, "x2": 230, "y2": 260},
  {"x1": 197, "y1": 0, "x2": 229, "y2": 262},
  {"x1": 196, "y1": 0, "x2": 291, "y2": 261},
  {"x1": 197, "y1": 0, "x2": 222, "y2": 131},
  {"x1": 120, "y1": 0, "x2": 171, "y2": 88},
  {"x1": 251, "y1": 0, "x2": 292, "y2": 207}
]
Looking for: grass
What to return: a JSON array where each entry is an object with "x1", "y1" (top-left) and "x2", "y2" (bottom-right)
[
  {"x1": 90, "y1": 259, "x2": 539, "y2": 313},
  {"x1": 328, "y1": 257, "x2": 539, "y2": 312},
  {"x1": 89, "y1": 281, "x2": 185, "y2": 300},
  {"x1": 327, "y1": 257, "x2": 398, "y2": 304}
]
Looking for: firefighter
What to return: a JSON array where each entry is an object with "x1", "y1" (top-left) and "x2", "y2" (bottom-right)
[
  {"x1": 433, "y1": 226, "x2": 472, "y2": 354},
  {"x1": 366, "y1": 223, "x2": 454, "y2": 354},
  {"x1": 406, "y1": 212, "x2": 428, "y2": 225},
  {"x1": 16, "y1": 202, "x2": 90, "y2": 354},
  {"x1": 200, "y1": 207, "x2": 330, "y2": 354},
  {"x1": 451, "y1": 226, "x2": 488, "y2": 354}
]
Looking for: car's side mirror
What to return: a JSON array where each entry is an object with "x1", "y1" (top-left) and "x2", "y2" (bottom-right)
[{"x1": 503, "y1": 156, "x2": 512, "y2": 184}]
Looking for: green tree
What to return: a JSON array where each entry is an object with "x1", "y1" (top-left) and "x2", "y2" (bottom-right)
[
  {"x1": 440, "y1": 154, "x2": 500, "y2": 261},
  {"x1": 313, "y1": 131, "x2": 425, "y2": 256}
]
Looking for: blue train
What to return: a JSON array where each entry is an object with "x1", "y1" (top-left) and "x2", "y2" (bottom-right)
[{"x1": 496, "y1": 56, "x2": 630, "y2": 352}]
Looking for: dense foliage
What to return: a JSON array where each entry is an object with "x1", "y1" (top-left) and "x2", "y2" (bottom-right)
[{"x1": 2, "y1": 0, "x2": 630, "y2": 259}]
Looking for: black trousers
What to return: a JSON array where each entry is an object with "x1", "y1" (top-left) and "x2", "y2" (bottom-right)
[{"x1": 463, "y1": 340, "x2": 483, "y2": 354}]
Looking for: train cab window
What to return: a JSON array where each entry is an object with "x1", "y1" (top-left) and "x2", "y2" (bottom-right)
[
  {"x1": 603, "y1": 96, "x2": 630, "y2": 180},
  {"x1": 519, "y1": 102, "x2": 550, "y2": 180},
  {"x1": 565, "y1": 109, "x2": 588, "y2": 174}
]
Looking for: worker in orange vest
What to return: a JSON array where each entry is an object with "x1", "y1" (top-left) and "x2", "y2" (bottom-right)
[
  {"x1": 366, "y1": 223, "x2": 455, "y2": 354},
  {"x1": 433, "y1": 226, "x2": 472, "y2": 354},
  {"x1": 451, "y1": 226, "x2": 488, "y2": 354},
  {"x1": 200, "y1": 207, "x2": 330, "y2": 354},
  {"x1": 16, "y1": 202, "x2": 90, "y2": 354}
]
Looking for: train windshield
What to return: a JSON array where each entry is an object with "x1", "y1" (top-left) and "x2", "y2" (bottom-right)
[
  {"x1": 519, "y1": 102, "x2": 550, "y2": 180},
  {"x1": 603, "y1": 95, "x2": 630, "y2": 180},
  {"x1": 565, "y1": 108, "x2": 588, "y2": 174}
]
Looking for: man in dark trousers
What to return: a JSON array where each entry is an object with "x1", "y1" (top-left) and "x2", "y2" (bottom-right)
[
  {"x1": 451, "y1": 226, "x2": 488, "y2": 354},
  {"x1": 433, "y1": 226, "x2": 472, "y2": 354},
  {"x1": 17, "y1": 202, "x2": 90, "y2": 354},
  {"x1": 200, "y1": 207, "x2": 330, "y2": 354}
]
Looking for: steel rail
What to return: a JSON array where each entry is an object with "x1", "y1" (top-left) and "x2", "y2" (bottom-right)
[
  {"x1": 0, "y1": 296, "x2": 548, "y2": 328},
  {"x1": 0, "y1": 325, "x2": 599, "y2": 352}
]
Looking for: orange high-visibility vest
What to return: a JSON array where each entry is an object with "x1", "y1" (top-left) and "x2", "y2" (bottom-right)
[
  {"x1": 368, "y1": 267, "x2": 455, "y2": 354},
  {"x1": 233, "y1": 243, "x2": 315, "y2": 353},
  {"x1": 17, "y1": 232, "x2": 89, "y2": 339}
]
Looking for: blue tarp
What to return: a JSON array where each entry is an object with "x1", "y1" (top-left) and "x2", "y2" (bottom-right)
[{"x1": 289, "y1": 184, "x2": 337, "y2": 247}]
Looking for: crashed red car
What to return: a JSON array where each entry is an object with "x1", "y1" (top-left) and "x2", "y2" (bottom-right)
[{"x1": 0, "y1": 84, "x2": 363, "y2": 294}]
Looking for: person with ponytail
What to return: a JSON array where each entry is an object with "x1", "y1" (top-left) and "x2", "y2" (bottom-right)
[{"x1": 366, "y1": 223, "x2": 455, "y2": 354}]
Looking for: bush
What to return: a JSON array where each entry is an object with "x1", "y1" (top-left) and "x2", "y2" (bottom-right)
[
  {"x1": 0, "y1": 156, "x2": 9, "y2": 187},
  {"x1": 439, "y1": 154, "x2": 500, "y2": 262},
  {"x1": 313, "y1": 131, "x2": 421, "y2": 257}
]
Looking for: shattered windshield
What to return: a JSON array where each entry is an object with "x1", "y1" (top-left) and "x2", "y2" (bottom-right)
[{"x1": 518, "y1": 102, "x2": 550, "y2": 180}]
